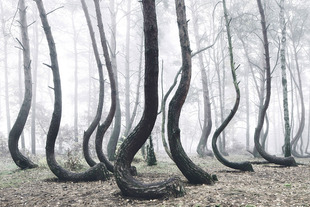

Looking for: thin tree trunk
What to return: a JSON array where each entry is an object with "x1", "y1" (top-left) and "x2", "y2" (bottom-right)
[
  {"x1": 211, "y1": 0, "x2": 253, "y2": 172},
  {"x1": 168, "y1": 0, "x2": 214, "y2": 184},
  {"x1": 107, "y1": 0, "x2": 121, "y2": 161},
  {"x1": 254, "y1": 0, "x2": 296, "y2": 166},
  {"x1": 93, "y1": 0, "x2": 117, "y2": 173},
  {"x1": 9, "y1": 0, "x2": 37, "y2": 169},
  {"x1": 81, "y1": 0, "x2": 105, "y2": 167},
  {"x1": 124, "y1": 0, "x2": 132, "y2": 138},
  {"x1": 114, "y1": 0, "x2": 184, "y2": 198},
  {"x1": 18, "y1": 50, "x2": 26, "y2": 151},
  {"x1": 36, "y1": 0, "x2": 109, "y2": 181}
]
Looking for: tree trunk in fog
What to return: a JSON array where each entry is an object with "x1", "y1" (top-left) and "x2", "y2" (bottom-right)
[
  {"x1": 81, "y1": 0, "x2": 104, "y2": 167},
  {"x1": 72, "y1": 12, "x2": 79, "y2": 143},
  {"x1": 124, "y1": 0, "x2": 132, "y2": 138},
  {"x1": 290, "y1": 39, "x2": 308, "y2": 158},
  {"x1": 306, "y1": 97, "x2": 310, "y2": 154},
  {"x1": 31, "y1": 13, "x2": 39, "y2": 155},
  {"x1": 93, "y1": 0, "x2": 117, "y2": 173},
  {"x1": 190, "y1": 0, "x2": 213, "y2": 158},
  {"x1": 279, "y1": 0, "x2": 291, "y2": 157},
  {"x1": 114, "y1": 0, "x2": 184, "y2": 198},
  {"x1": 211, "y1": 0, "x2": 253, "y2": 172},
  {"x1": 254, "y1": 0, "x2": 296, "y2": 166},
  {"x1": 9, "y1": 0, "x2": 37, "y2": 169},
  {"x1": 1, "y1": 2, "x2": 11, "y2": 137},
  {"x1": 36, "y1": 0, "x2": 109, "y2": 181},
  {"x1": 107, "y1": 0, "x2": 121, "y2": 161},
  {"x1": 168, "y1": 0, "x2": 214, "y2": 184},
  {"x1": 18, "y1": 50, "x2": 26, "y2": 151}
]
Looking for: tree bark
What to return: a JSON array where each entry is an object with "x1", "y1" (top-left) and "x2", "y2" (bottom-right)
[
  {"x1": 254, "y1": 0, "x2": 296, "y2": 166},
  {"x1": 114, "y1": 0, "x2": 184, "y2": 198},
  {"x1": 211, "y1": 0, "x2": 253, "y2": 172},
  {"x1": 93, "y1": 0, "x2": 117, "y2": 173},
  {"x1": 168, "y1": 0, "x2": 215, "y2": 184},
  {"x1": 80, "y1": 0, "x2": 104, "y2": 167},
  {"x1": 35, "y1": 0, "x2": 109, "y2": 181},
  {"x1": 9, "y1": 0, "x2": 37, "y2": 169}
]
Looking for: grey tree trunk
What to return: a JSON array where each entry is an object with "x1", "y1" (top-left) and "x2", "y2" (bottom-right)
[
  {"x1": 107, "y1": 0, "x2": 121, "y2": 161},
  {"x1": 9, "y1": 0, "x2": 37, "y2": 169},
  {"x1": 190, "y1": 0, "x2": 213, "y2": 158},
  {"x1": 18, "y1": 50, "x2": 25, "y2": 151}
]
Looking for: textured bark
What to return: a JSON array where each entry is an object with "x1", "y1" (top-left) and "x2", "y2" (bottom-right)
[
  {"x1": 190, "y1": 0, "x2": 213, "y2": 158},
  {"x1": 211, "y1": 0, "x2": 253, "y2": 172},
  {"x1": 35, "y1": 0, "x2": 109, "y2": 181},
  {"x1": 93, "y1": 0, "x2": 116, "y2": 173},
  {"x1": 81, "y1": 0, "x2": 104, "y2": 167},
  {"x1": 107, "y1": 0, "x2": 121, "y2": 161},
  {"x1": 279, "y1": 0, "x2": 291, "y2": 157},
  {"x1": 9, "y1": 0, "x2": 37, "y2": 169},
  {"x1": 254, "y1": 0, "x2": 296, "y2": 166},
  {"x1": 114, "y1": 0, "x2": 184, "y2": 198},
  {"x1": 168, "y1": 0, "x2": 214, "y2": 184}
]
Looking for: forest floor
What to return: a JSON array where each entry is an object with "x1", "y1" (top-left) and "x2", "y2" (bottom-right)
[{"x1": 0, "y1": 153, "x2": 310, "y2": 207}]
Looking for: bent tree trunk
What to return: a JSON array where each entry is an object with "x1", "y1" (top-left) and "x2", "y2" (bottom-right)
[
  {"x1": 167, "y1": 0, "x2": 214, "y2": 184},
  {"x1": 35, "y1": 0, "x2": 109, "y2": 181},
  {"x1": 114, "y1": 0, "x2": 184, "y2": 199},
  {"x1": 81, "y1": 0, "x2": 104, "y2": 167},
  {"x1": 93, "y1": 0, "x2": 116, "y2": 173},
  {"x1": 212, "y1": 0, "x2": 253, "y2": 172},
  {"x1": 9, "y1": 0, "x2": 37, "y2": 169},
  {"x1": 254, "y1": 0, "x2": 296, "y2": 167}
]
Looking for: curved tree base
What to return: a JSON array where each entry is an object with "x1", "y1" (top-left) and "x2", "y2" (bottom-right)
[
  {"x1": 47, "y1": 160, "x2": 109, "y2": 182},
  {"x1": 114, "y1": 164, "x2": 185, "y2": 199},
  {"x1": 10, "y1": 151, "x2": 38, "y2": 169},
  {"x1": 197, "y1": 148, "x2": 214, "y2": 158}
]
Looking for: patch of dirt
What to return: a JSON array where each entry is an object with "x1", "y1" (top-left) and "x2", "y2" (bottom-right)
[{"x1": 0, "y1": 155, "x2": 309, "y2": 206}]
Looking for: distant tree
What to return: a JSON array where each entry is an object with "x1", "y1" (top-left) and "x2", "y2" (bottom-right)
[
  {"x1": 8, "y1": 0, "x2": 37, "y2": 169},
  {"x1": 253, "y1": 0, "x2": 296, "y2": 166},
  {"x1": 167, "y1": 0, "x2": 214, "y2": 184},
  {"x1": 35, "y1": 0, "x2": 108, "y2": 181},
  {"x1": 114, "y1": 0, "x2": 184, "y2": 198},
  {"x1": 146, "y1": 135, "x2": 157, "y2": 166}
]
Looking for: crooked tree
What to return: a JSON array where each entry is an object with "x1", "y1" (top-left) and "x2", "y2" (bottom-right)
[
  {"x1": 35, "y1": 0, "x2": 109, "y2": 182},
  {"x1": 9, "y1": 0, "x2": 37, "y2": 169},
  {"x1": 114, "y1": 0, "x2": 184, "y2": 199},
  {"x1": 167, "y1": 0, "x2": 215, "y2": 184}
]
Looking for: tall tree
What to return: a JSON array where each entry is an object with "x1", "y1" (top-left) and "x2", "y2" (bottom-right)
[
  {"x1": 81, "y1": 0, "x2": 105, "y2": 167},
  {"x1": 211, "y1": 0, "x2": 253, "y2": 172},
  {"x1": 93, "y1": 0, "x2": 117, "y2": 173},
  {"x1": 8, "y1": 0, "x2": 37, "y2": 169},
  {"x1": 279, "y1": 0, "x2": 291, "y2": 157},
  {"x1": 35, "y1": 0, "x2": 108, "y2": 181},
  {"x1": 253, "y1": 0, "x2": 296, "y2": 166},
  {"x1": 167, "y1": 0, "x2": 214, "y2": 184},
  {"x1": 114, "y1": 0, "x2": 184, "y2": 198}
]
